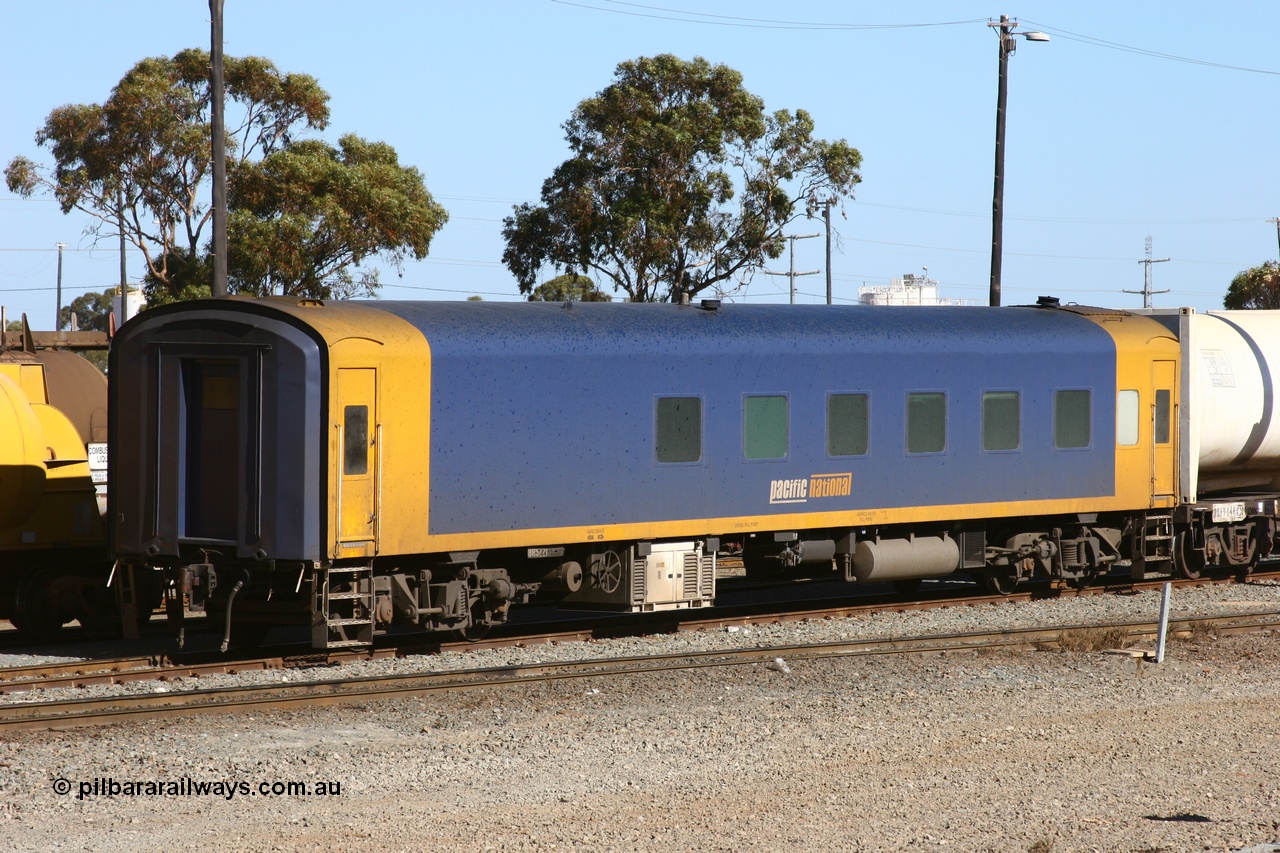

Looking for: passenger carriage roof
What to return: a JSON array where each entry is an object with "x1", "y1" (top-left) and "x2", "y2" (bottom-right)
[
  {"x1": 120, "y1": 298, "x2": 1123, "y2": 358},
  {"x1": 365, "y1": 301, "x2": 1116, "y2": 358}
]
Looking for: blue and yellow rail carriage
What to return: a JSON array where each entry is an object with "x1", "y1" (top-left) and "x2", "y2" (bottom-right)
[{"x1": 109, "y1": 298, "x2": 1279, "y2": 650}]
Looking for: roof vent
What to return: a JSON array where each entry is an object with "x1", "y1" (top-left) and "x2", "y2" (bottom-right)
[
  {"x1": 698, "y1": 299, "x2": 721, "y2": 311},
  {"x1": 1036, "y1": 295, "x2": 1061, "y2": 308}
]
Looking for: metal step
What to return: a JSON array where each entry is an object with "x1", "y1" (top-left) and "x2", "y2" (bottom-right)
[{"x1": 324, "y1": 617, "x2": 373, "y2": 627}]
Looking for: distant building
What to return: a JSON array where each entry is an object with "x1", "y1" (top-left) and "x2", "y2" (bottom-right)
[{"x1": 858, "y1": 272, "x2": 971, "y2": 306}]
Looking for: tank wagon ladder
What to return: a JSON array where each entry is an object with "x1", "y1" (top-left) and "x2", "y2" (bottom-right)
[{"x1": 312, "y1": 564, "x2": 375, "y2": 648}]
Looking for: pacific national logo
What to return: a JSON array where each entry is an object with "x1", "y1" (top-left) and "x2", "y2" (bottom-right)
[{"x1": 769, "y1": 472, "x2": 853, "y2": 505}]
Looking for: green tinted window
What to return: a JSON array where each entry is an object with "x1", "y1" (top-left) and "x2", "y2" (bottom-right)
[
  {"x1": 744, "y1": 396, "x2": 788, "y2": 460},
  {"x1": 906, "y1": 393, "x2": 946, "y2": 454},
  {"x1": 1054, "y1": 390, "x2": 1091, "y2": 449},
  {"x1": 827, "y1": 394, "x2": 869, "y2": 456},
  {"x1": 982, "y1": 391, "x2": 1020, "y2": 451},
  {"x1": 655, "y1": 397, "x2": 702, "y2": 463}
]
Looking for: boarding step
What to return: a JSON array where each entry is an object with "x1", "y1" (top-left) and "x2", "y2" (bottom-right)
[
  {"x1": 325, "y1": 617, "x2": 373, "y2": 627},
  {"x1": 313, "y1": 564, "x2": 375, "y2": 649}
]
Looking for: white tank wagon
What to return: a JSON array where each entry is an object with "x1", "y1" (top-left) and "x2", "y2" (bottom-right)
[
  {"x1": 1138, "y1": 308, "x2": 1280, "y2": 579},
  {"x1": 1188, "y1": 310, "x2": 1280, "y2": 495}
]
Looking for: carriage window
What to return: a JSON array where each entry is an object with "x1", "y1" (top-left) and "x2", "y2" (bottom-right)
[
  {"x1": 906, "y1": 392, "x2": 946, "y2": 454},
  {"x1": 982, "y1": 391, "x2": 1020, "y2": 451},
  {"x1": 1055, "y1": 390, "x2": 1091, "y2": 449},
  {"x1": 827, "y1": 393, "x2": 869, "y2": 456},
  {"x1": 1154, "y1": 389, "x2": 1171, "y2": 445},
  {"x1": 344, "y1": 405, "x2": 369, "y2": 475},
  {"x1": 656, "y1": 396, "x2": 702, "y2": 463},
  {"x1": 1117, "y1": 390, "x2": 1139, "y2": 446},
  {"x1": 744, "y1": 395, "x2": 788, "y2": 460}
]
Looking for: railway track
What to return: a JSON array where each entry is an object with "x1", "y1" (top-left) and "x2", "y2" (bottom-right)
[
  {"x1": 1, "y1": 608, "x2": 1277, "y2": 732},
  {"x1": 2, "y1": 571, "x2": 1276, "y2": 694}
]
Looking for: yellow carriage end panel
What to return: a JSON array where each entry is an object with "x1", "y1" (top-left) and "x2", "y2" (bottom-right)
[
  {"x1": 1076, "y1": 309, "x2": 1181, "y2": 508},
  {"x1": 266, "y1": 300, "x2": 433, "y2": 561}
]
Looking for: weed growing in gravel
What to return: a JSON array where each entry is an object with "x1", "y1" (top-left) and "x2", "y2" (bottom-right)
[
  {"x1": 1183, "y1": 620, "x2": 1219, "y2": 642},
  {"x1": 1054, "y1": 627, "x2": 1130, "y2": 652}
]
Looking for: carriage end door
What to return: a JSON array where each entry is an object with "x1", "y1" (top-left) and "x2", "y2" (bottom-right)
[{"x1": 336, "y1": 368, "x2": 378, "y2": 555}]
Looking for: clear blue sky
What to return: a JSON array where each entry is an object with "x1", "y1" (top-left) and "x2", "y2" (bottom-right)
[{"x1": 2, "y1": 1, "x2": 1277, "y2": 328}]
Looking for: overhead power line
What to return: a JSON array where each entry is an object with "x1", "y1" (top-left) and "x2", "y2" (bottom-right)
[
  {"x1": 553, "y1": 1, "x2": 984, "y2": 30},
  {"x1": 1021, "y1": 20, "x2": 1280, "y2": 76}
]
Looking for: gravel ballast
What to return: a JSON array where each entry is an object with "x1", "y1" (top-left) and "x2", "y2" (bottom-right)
[{"x1": 1, "y1": 581, "x2": 1278, "y2": 852}]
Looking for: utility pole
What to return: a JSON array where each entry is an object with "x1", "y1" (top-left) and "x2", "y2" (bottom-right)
[
  {"x1": 1268, "y1": 217, "x2": 1280, "y2": 259},
  {"x1": 765, "y1": 233, "x2": 820, "y2": 304},
  {"x1": 55, "y1": 242, "x2": 66, "y2": 331},
  {"x1": 209, "y1": 0, "x2": 228, "y2": 298},
  {"x1": 822, "y1": 199, "x2": 835, "y2": 305},
  {"x1": 1124, "y1": 235, "x2": 1170, "y2": 308},
  {"x1": 118, "y1": 186, "x2": 129, "y2": 324},
  {"x1": 987, "y1": 16, "x2": 1049, "y2": 307}
]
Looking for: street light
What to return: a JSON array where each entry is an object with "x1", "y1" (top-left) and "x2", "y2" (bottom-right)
[{"x1": 988, "y1": 15, "x2": 1049, "y2": 307}]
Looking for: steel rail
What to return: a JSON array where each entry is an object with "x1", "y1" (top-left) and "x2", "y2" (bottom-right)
[
  {"x1": 2, "y1": 573, "x2": 1275, "y2": 692},
  {"x1": 1, "y1": 609, "x2": 1276, "y2": 732}
]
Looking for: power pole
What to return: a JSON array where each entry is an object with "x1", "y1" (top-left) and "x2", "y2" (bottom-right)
[
  {"x1": 765, "y1": 233, "x2": 820, "y2": 304},
  {"x1": 209, "y1": 0, "x2": 228, "y2": 298},
  {"x1": 55, "y1": 242, "x2": 67, "y2": 330},
  {"x1": 1268, "y1": 217, "x2": 1280, "y2": 259},
  {"x1": 118, "y1": 186, "x2": 129, "y2": 324},
  {"x1": 987, "y1": 16, "x2": 1049, "y2": 307},
  {"x1": 1124, "y1": 235, "x2": 1170, "y2": 308},
  {"x1": 822, "y1": 199, "x2": 835, "y2": 305}
]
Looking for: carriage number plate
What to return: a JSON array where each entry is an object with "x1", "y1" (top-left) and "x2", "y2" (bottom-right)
[
  {"x1": 527, "y1": 547, "x2": 565, "y2": 559},
  {"x1": 1211, "y1": 502, "x2": 1246, "y2": 523}
]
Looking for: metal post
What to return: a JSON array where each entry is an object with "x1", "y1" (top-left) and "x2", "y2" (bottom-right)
[
  {"x1": 118, "y1": 186, "x2": 129, "y2": 323},
  {"x1": 210, "y1": 0, "x2": 228, "y2": 298},
  {"x1": 55, "y1": 242, "x2": 66, "y2": 330},
  {"x1": 989, "y1": 16, "x2": 1012, "y2": 308},
  {"x1": 765, "y1": 234, "x2": 820, "y2": 304},
  {"x1": 789, "y1": 236, "x2": 797, "y2": 304},
  {"x1": 1154, "y1": 581, "x2": 1172, "y2": 664},
  {"x1": 823, "y1": 200, "x2": 834, "y2": 305}
]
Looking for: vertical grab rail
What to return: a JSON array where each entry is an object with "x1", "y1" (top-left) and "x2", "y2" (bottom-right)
[
  {"x1": 374, "y1": 422, "x2": 383, "y2": 555},
  {"x1": 334, "y1": 422, "x2": 343, "y2": 556}
]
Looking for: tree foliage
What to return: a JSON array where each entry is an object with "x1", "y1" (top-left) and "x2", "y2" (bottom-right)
[
  {"x1": 527, "y1": 273, "x2": 612, "y2": 302},
  {"x1": 7, "y1": 49, "x2": 446, "y2": 303},
  {"x1": 58, "y1": 288, "x2": 115, "y2": 333},
  {"x1": 228, "y1": 135, "x2": 447, "y2": 298},
  {"x1": 6, "y1": 49, "x2": 329, "y2": 302},
  {"x1": 1224, "y1": 261, "x2": 1280, "y2": 309},
  {"x1": 502, "y1": 54, "x2": 861, "y2": 303}
]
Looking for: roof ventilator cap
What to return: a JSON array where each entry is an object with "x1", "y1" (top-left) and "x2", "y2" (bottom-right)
[
  {"x1": 699, "y1": 299, "x2": 721, "y2": 311},
  {"x1": 1036, "y1": 296, "x2": 1061, "y2": 308}
]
